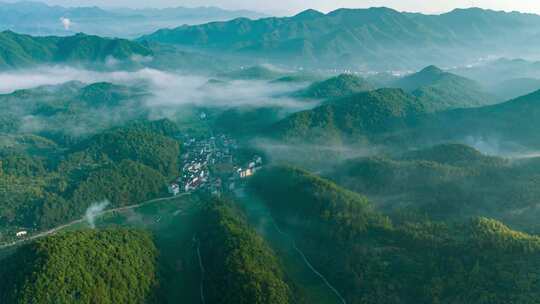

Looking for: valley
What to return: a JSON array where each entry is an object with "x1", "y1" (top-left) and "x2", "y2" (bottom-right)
[{"x1": 3, "y1": 2, "x2": 540, "y2": 303}]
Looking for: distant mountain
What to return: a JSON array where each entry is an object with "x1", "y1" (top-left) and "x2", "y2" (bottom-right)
[
  {"x1": 294, "y1": 74, "x2": 375, "y2": 99},
  {"x1": 0, "y1": 1, "x2": 265, "y2": 38},
  {"x1": 453, "y1": 58, "x2": 540, "y2": 89},
  {"x1": 0, "y1": 31, "x2": 152, "y2": 69},
  {"x1": 271, "y1": 88, "x2": 425, "y2": 144},
  {"x1": 391, "y1": 65, "x2": 496, "y2": 111},
  {"x1": 140, "y1": 7, "x2": 540, "y2": 70},
  {"x1": 490, "y1": 77, "x2": 540, "y2": 100}
]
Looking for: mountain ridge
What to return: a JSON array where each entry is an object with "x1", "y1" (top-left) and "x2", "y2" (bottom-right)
[
  {"x1": 139, "y1": 7, "x2": 540, "y2": 69},
  {"x1": 0, "y1": 30, "x2": 152, "y2": 69}
]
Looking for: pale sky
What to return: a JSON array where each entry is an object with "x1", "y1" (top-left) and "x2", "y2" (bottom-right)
[{"x1": 13, "y1": 0, "x2": 540, "y2": 15}]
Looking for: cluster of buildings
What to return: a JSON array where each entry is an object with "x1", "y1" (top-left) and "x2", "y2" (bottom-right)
[
  {"x1": 168, "y1": 134, "x2": 262, "y2": 196},
  {"x1": 236, "y1": 156, "x2": 263, "y2": 179}
]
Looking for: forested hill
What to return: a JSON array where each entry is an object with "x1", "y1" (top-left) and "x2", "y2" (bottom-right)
[
  {"x1": 0, "y1": 81, "x2": 150, "y2": 145},
  {"x1": 270, "y1": 88, "x2": 426, "y2": 144},
  {"x1": 410, "y1": 88, "x2": 540, "y2": 148},
  {"x1": 0, "y1": 31, "x2": 152, "y2": 69},
  {"x1": 294, "y1": 74, "x2": 375, "y2": 99},
  {"x1": 267, "y1": 83, "x2": 540, "y2": 148},
  {"x1": 0, "y1": 119, "x2": 180, "y2": 229},
  {"x1": 199, "y1": 200, "x2": 293, "y2": 304},
  {"x1": 391, "y1": 65, "x2": 495, "y2": 111},
  {"x1": 0, "y1": 229, "x2": 158, "y2": 303},
  {"x1": 139, "y1": 7, "x2": 540, "y2": 69},
  {"x1": 249, "y1": 166, "x2": 540, "y2": 303}
]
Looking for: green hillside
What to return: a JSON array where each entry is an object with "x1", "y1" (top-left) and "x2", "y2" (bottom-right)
[
  {"x1": 249, "y1": 166, "x2": 540, "y2": 303},
  {"x1": 392, "y1": 65, "x2": 495, "y2": 111},
  {"x1": 294, "y1": 73, "x2": 375, "y2": 99},
  {"x1": 400, "y1": 143, "x2": 497, "y2": 165},
  {"x1": 199, "y1": 200, "x2": 293, "y2": 304},
  {"x1": 0, "y1": 229, "x2": 158, "y2": 304},
  {"x1": 0, "y1": 119, "x2": 180, "y2": 230},
  {"x1": 271, "y1": 88, "x2": 426, "y2": 144},
  {"x1": 270, "y1": 81, "x2": 540, "y2": 148},
  {"x1": 331, "y1": 144, "x2": 540, "y2": 231},
  {"x1": 0, "y1": 81, "x2": 149, "y2": 143},
  {"x1": 0, "y1": 31, "x2": 152, "y2": 69},
  {"x1": 411, "y1": 89, "x2": 540, "y2": 148}
]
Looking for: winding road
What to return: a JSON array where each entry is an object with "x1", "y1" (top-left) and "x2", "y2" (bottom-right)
[
  {"x1": 195, "y1": 236, "x2": 206, "y2": 304},
  {"x1": 0, "y1": 193, "x2": 190, "y2": 250},
  {"x1": 270, "y1": 216, "x2": 347, "y2": 304}
]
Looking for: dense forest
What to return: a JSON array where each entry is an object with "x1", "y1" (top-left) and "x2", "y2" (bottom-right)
[
  {"x1": 331, "y1": 143, "x2": 540, "y2": 232},
  {"x1": 0, "y1": 229, "x2": 158, "y2": 304},
  {"x1": 0, "y1": 119, "x2": 180, "y2": 230},
  {"x1": 249, "y1": 166, "x2": 540, "y2": 303},
  {"x1": 198, "y1": 199, "x2": 294, "y2": 304},
  {"x1": 0, "y1": 31, "x2": 152, "y2": 69},
  {"x1": 270, "y1": 88, "x2": 426, "y2": 144},
  {"x1": 294, "y1": 74, "x2": 375, "y2": 99}
]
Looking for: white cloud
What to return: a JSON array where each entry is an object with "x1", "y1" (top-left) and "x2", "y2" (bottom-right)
[
  {"x1": 60, "y1": 17, "x2": 72, "y2": 30},
  {"x1": 0, "y1": 66, "x2": 313, "y2": 109}
]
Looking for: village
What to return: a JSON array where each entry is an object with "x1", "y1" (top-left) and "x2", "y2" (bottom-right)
[
  {"x1": 168, "y1": 133, "x2": 263, "y2": 197},
  {"x1": 1, "y1": 133, "x2": 263, "y2": 244}
]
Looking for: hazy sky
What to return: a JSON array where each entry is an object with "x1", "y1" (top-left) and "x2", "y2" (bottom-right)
[{"x1": 15, "y1": 0, "x2": 540, "y2": 15}]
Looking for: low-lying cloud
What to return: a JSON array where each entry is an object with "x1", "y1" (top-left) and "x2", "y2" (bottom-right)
[
  {"x1": 253, "y1": 138, "x2": 380, "y2": 171},
  {"x1": 0, "y1": 66, "x2": 313, "y2": 109}
]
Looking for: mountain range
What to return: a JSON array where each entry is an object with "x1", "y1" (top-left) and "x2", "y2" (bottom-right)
[
  {"x1": 0, "y1": 1, "x2": 265, "y2": 38},
  {"x1": 140, "y1": 7, "x2": 540, "y2": 70}
]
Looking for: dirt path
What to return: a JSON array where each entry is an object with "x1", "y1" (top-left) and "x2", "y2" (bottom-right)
[{"x1": 0, "y1": 193, "x2": 190, "y2": 250}]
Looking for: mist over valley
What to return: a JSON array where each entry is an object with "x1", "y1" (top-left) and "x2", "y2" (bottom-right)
[{"x1": 3, "y1": 2, "x2": 540, "y2": 304}]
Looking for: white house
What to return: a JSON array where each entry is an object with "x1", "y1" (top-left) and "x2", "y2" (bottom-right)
[
  {"x1": 16, "y1": 231, "x2": 28, "y2": 238},
  {"x1": 168, "y1": 184, "x2": 180, "y2": 196}
]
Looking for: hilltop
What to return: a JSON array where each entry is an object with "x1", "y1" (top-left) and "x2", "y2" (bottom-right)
[
  {"x1": 0, "y1": 31, "x2": 152, "y2": 69},
  {"x1": 392, "y1": 65, "x2": 495, "y2": 111},
  {"x1": 294, "y1": 74, "x2": 375, "y2": 99},
  {"x1": 271, "y1": 88, "x2": 426, "y2": 144}
]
